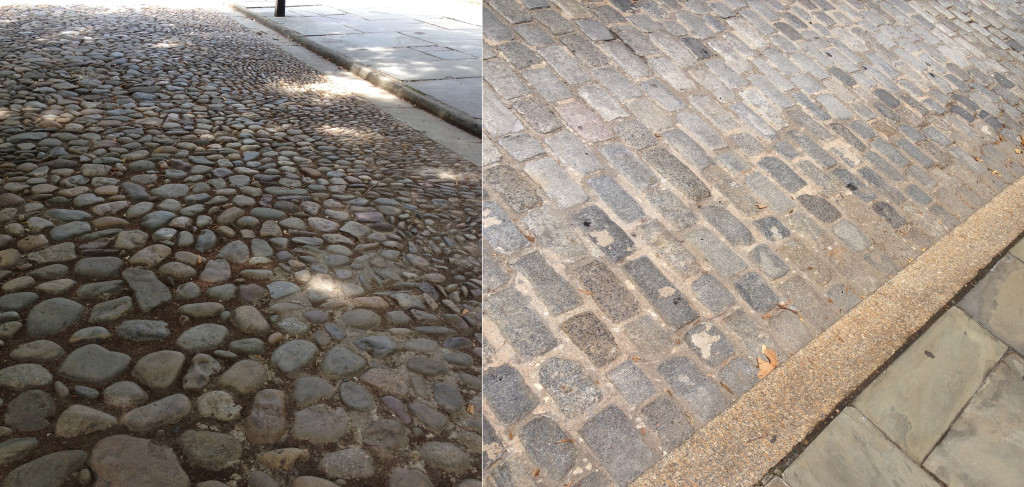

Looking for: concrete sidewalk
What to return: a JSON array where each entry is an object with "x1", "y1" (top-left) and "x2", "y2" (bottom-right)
[
  {"x1": 771, "y1": 237, "x2": 1024, "y2": 487},
  {"x1": 232, "y1": 0, "x2": 482, "y2": 136}
]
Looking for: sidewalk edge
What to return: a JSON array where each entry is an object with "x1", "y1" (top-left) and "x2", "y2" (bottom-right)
[
  {"x1": 230, "y1": 3, "x2": 482, "y2": 138},
  {"x1": 632, "y1": 174, "x2": 1024, "y2": 487}
]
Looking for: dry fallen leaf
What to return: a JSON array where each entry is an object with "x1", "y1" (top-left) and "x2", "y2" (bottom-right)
[
  {"x1": 756, "y1": 204, "x2": 767, "y2": 209},
  {"x1": 466, "y1": 404, "x2": 474, "y2": 415},
  {"x1": 555, "y1": 438, "x2": 574, "y2": 444},
  {"x1": 578, "y1": 288, "x2": 593, "y2": 296},
  {"x1": 757, "y1": 344, "x2": 779, "y2": 379}
]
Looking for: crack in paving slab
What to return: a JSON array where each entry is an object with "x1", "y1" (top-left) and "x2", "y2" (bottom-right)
[
  {"x1": 480, "y1": 0, "x2": 1024, "y2": 485},
  {"x1": 0, "y1": 4, "x2": 481, "y2": 486}
]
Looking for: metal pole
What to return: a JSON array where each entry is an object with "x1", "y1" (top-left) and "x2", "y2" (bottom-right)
[{"x1": 275, "y1": 0, "x2": 285, "y2": 17}]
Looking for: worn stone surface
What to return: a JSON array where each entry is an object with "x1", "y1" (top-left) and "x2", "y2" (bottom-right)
[
  {"x1": 959, "y1": 254, "x2": 1024, "y2": 354},
  {"x1": 481, "y1": 0, "x2": 1024, "y2": 482},
  {"x1": 88, "y1": 435, "x2": 189, "y2": 487},
  {"x1": 7, "y1": 0, "x2": 476, "y2": 485},
  {"x1": 785, "y1": 408, "x2": 939, "y2": 487},
  {"x1": 923, "y1": 354, "x2": 1024, "y2": 487},
  {"x1": 853, "y1": 307, "x2": 1006, "y2": 462}
]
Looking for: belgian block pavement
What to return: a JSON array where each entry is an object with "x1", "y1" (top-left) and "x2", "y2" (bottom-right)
[{"x1": 481, "y1": 0, "x2": 1024, "y2": 485}]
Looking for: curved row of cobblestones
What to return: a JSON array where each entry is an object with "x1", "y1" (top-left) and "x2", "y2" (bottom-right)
[{"x1": 0, "y1": 5, "x2": 481, "y2": 486}]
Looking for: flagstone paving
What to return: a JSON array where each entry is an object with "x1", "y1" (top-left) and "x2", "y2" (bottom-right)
[
  {"x1": 0, "y1": 4, "x2": 481, "y2": 486},
  {"x1": 773, "y1": 240, "x2": 1024, "y2": 487},
  {"x1": 481, "y1": 0, "x2": 1024, "y2": 485}
]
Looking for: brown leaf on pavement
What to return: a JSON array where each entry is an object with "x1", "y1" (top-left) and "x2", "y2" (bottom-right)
[{"x1": 757, "y1": 345, "x2": 779, "y2": 379}]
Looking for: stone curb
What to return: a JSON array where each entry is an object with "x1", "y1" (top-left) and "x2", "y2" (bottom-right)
[
  {"x1": 229, "y1": 3, "x2": 482, "y2": 138},
  {"x1": 632, "y1": 173, "x2": 1024, "y2": 487}
]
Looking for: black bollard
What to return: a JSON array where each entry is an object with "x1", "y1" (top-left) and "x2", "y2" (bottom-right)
[{"x1": 275, "y1": 0, "x2": 285, "y2": 17}]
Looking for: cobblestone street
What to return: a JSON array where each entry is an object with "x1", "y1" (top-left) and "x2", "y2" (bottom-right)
[
  {"x1": 481, "y1": 0, "x2": 1024, "y2": 485},
  {"x1": 0, "y1": 4, "x2": 481, "y2": 486}
]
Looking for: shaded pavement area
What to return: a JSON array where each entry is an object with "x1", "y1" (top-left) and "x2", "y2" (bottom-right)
[
  {"x1": 480, "y1": 0, "x2": 1024, "y2": 485},
  {"x1": 771, "y1": 236, "x2": 1024, "y2": 487},
  {"x1": 0, "y1": 3, "x2": 481, "y2": 486},
  {"x1": 233, "y1": 0, "x2": 482, "y2": 135}
]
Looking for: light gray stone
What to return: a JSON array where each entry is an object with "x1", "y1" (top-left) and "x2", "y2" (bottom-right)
[
  {"x1": 25, "y1": 298, "x2": 84, "y2": 337},
  {"x1": 784, "y1": 408, "x2": 938, "y2": 487},
  {"x1": 923, "y1": 354, "x2": 1024, "y2": 486},
  {"x1": 58, "y1": 344, "x2": 130, "y2": 386},
  {"x1": 853, "y1": 307, "x2": 1006, "y2": 461},
  {"x1": 270, "y1": 340, "x2": 317, "y2": 374},
  {"x1": 959, "y1": 255, "x2": 1024, "y2": 355},
  {"x1": 121, "y1": 394, "x2": 192, "y2": 432},
  {"x1": 132, "y1": 350, "x2": 187, "y2": 391}
]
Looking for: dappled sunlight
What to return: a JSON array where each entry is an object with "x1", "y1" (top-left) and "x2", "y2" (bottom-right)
[
  {"x1": 0, "y1": 0, "x2": 233, "y2": 11},
  {"x1": 317, "y1": 124, "x2": 383, "y2": 140}
]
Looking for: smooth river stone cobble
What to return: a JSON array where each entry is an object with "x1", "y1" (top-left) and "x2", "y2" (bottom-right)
[{"x1": 0, "y1": 3, "x2": 480, "y2": 485}]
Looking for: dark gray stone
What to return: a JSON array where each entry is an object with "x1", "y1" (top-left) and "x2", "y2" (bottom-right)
[
  {"x1": 122, "y1": 268, "x2": 171, "y2": 312},
  {"x1": 519, "y1": 416, "x2": 577, "y2": 478},
  {"x1": 752, "y1": 217, "x2": 790, "y2": 241},
  {"x1": 572, "y1": 206, "x2": 635, "y2": 262},
  {"x1": 872, "y1": 201, "x2": 907, "y2": 228},
  {"x1": 574, "y1": 260, "x2": 639, "y2": 323},
  {"x1": 483, "y1": 365, "x2": 538, "y2": 424},
  {"x1": 750, "y1": 245, "x2": 791, "y2": 280},
  {"x1": 487, "y1": 288, "x2": 557, "y2": 357},
  {"x1": 798, "y1": 194, "x2": 842, "y2": 223},
  {"x1": 758, "y1": 157, "x2": 806, "y2": 192},
  {"x1": 560, "y1": 312, "x2": 619, "y2": 367},
  {"x1": 685, "y1": 228, "x2": 748, "y2": 277},
  {"x1": 3, "y1": 450, "x2": 86, "y2": 487},
  {"x1": 26, "y1": 298, "x2": 84, "y2": 337},
  {"x1": 270, "y1": 340, "x2": 317, "y2": 374},
  {"x1": 74, "y1": 257, "x2": 123, "y2": 281},
  {"x1": 339, "y1": 381, "x2": 376, "y2": 411},
  {"x1": 580, "y1": 406, "x2": 658, "y2": 485},
  {"x1": 587, "y1": 175, "x2": 644, "y2": 222},
  {"x1": 320, "y1": 345, "x2": 368, "y2": 379},
  {"x1": 482, "y1": 202, "x2": 529, "y2": 254},
  {"x1": 640, "y1": 395, "x2": 693, "y2": 450},
  {"x1": 622, "y1": 257, "x2": 698, "y2": 329},
  {"x1": 734, "y1": 272, "x2": 780, "y2": 313},
  {"x1": 5, "y1": 389, "x2": 56, "y2": 431},
  {"x1": 658, "y1": 355, "x2": 731, "y2": 422},
  {"x1": 511, "y1": 252, "x2": 581, "y2": 315},
  {"x1": 539, "y1": 358, "x2": 602, "y2": 417},
  {"x1": 354, "y1": 336, "x2": 397, "y2": 357},
  {"x1": 684, "y1": 323, "x2": 735, "y2": 366},
  {"x1": 116, "y1": 320, "x2": 170, "y2": 342},
  {"x1": 642, "y1": 148, "x2": 711, "y2": 201}
]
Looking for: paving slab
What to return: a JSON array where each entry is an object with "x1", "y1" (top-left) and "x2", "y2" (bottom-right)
[
  {"x1": 233, "y1": 0, "x2": 481, "y2": 135},
  {"x1": 784, "y1": 408, "x2": 939, "y2": 487},
  {"x1": 959, "y1": 254, "x2": 1024, "y2": 354},
  {"x1": 852, "y1": 306, "x2": 1006, "y2": 462},
  {"x1": 923, "y1": 353, "x2": 1024, "y2": 487}
]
